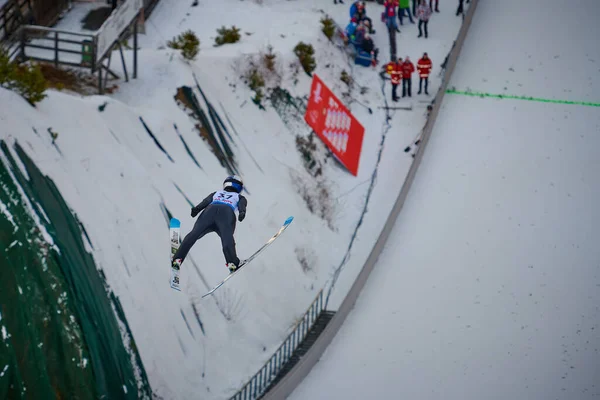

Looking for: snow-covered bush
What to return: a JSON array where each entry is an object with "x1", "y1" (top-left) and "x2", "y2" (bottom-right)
[
  {"x1": 291, "y1": 169, "x2": 336, "y2": 230},
  {"x1": 214, "y1": 26, "x2": 241, "y2": 46},
  {"x1": 340, "y1": 70, "x2": 353, "y2": 87},
  {"x1": 0, "y1": 50, "x2": 48, "y2": 105},
  {"x1": 295, "y1": 247, "x2": 317, "y2": 274},
  {"x1": 262, "y1": 45, "x2": 277, "y2": 72},
  {"x1": 295, "y1": 133, "x2": 322, "y2": 177},
  {"x1": 320, "y1": 16, "x2": 336, "y2": 41},
  {"x1": 167, "y1": 30, "x2": 200, "y2": 61},
  {"x1": 237, "y1": 45, "x2": 283, "y2": 108},
  {"x1": 293, "y1": 42, "x2": 316, "y2": 76},
  {"x1": 339, "y1": 69, "x2": 354, "y2": 103},
  {"x1": 245, "y1": 67, "x2": 265, "y2": 106}
]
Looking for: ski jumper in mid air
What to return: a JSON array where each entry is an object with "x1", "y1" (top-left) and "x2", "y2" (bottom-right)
[{"x1": 172, "y1": 175, "x2": 247, "y2": 272}]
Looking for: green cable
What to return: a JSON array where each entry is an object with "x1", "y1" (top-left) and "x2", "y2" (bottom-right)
[{"x1": 445, "y1": 89, "x2": 600, "y2": 107}]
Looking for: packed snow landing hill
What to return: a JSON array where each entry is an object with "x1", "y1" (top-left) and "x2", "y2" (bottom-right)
[{"x1": 0, "y1": 0, "x2": 467, "y2": 398}]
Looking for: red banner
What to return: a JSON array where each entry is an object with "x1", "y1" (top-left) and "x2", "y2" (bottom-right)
[{"x1": 304, "y1": 74, "x2": 365, "y2": 176}]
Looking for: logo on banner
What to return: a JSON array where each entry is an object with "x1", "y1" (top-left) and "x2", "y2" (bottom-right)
[
  {"x1": 323, "y1": 104, "x2": 351, "y2": 153},
  {"x1": 313, "y1": 82, "x2": 323, "y2": 104},
  {"x1": 304, "y1": 74, "x2": 365, "y2": 176}
]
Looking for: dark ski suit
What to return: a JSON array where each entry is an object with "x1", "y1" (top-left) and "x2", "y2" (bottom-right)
[{"x1": 173, "y1": 189, "x2": 247, "y2": 266}]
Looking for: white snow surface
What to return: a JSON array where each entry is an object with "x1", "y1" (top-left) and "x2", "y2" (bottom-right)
[
  {"x1": 0, "y1": 0, "x2": 466, "y2": 398},
  {"x1": 289, "y1": 0, "x2": 600, "y2": 399}
]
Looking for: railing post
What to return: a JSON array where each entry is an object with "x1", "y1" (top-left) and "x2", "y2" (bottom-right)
[
  {"x1": 54, "y1": 31, "x2": 58, "y2": 67},
  {"x1": 320, "y1": 290, "x2": 323, "y2": 310},
  {"x1": 91, "y1": 35, "x2": 96, "y2": 73},
  {"x1": 256, "y1": 370, "x2": 261, "y2": 394},
  {"x1": 133, "y1": 12, "x2": 138, "y2": 79},
  {"x1": 19, "y1": 26, "x2": 25, "y2": 62},
  {"x1": 268, "y1": 358, "x2": 272, "y2": 380},
  {"x1": 276, "y1": 349, "x2": 281, "y2": 370}
]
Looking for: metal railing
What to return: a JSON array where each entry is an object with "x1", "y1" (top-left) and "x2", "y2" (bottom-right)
[
  {"x1": 230, "y1": 289, "x2": 326, "y2": 400},
  {"x1": 16, "y1": 25, "x2": 96, "y2": 70}
]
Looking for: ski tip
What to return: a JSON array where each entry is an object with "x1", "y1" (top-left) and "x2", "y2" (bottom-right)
[
  {"x1": 170, "y1": 218, "x2": 181, "y2": 228},
  {"x1": 284, "y1": 216, "x2": 294, "y2": 226}
]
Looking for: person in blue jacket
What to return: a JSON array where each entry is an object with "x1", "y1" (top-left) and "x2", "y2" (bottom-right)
[
  {"x1": 345, "y1": 17, "x2": 358, "y2": 43},
  {"x1": 350, "y1": 1, "x2": 375, "y2": 33}
]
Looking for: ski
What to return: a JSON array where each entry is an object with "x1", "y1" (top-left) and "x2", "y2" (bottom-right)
[
  {"x1": 202, "y1": 216, "x2": 294, "y2": 298},
  {"x1": 169, "y1": 218, "x2": 182, "y2": 291}
]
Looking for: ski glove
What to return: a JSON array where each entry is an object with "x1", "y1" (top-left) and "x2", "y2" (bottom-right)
[
  {"x1": 191, "y1": 206, "x2": 201, "y2": 218},
  {"x1": 238, "y1": 211, "x2": 246, "y2": 222}
]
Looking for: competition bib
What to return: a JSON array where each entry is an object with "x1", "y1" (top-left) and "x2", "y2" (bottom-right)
[{"x1": 211, "y1": 190, "x2": 240, "y2": 211}]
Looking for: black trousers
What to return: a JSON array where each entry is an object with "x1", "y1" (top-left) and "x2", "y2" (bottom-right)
[
  {"x1": 430, "y1": 0, "x2": 439, "y2": 10},
  {"x1": 392, "y1": 83, "x2": 399, "y2": 100},
  {"x1": 419, "y1": 77, "x2": 429, "y2": 94},
  {"x1": 173, "y1": 204, "x2": 240, "y2": 266},
  {"x1": 418, "y1": 20, "x2": 429, "y2": 37},
  {"x1": 402, "y1": 77, "x2": 412, "y2": 97}
]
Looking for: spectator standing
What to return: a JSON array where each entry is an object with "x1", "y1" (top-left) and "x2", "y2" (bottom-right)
[
  {"x1": 398, "y1": 0, "x2": 415, "y2": 25},
  {"x1": 383, "y1": 0, "x2": 400, "y2": 33},
  {"x1": 402, "y1": 56, "x2": 415, "y2": 97},
  {"x1": 430, "y1": 0, "x2": 439, "y2": 12},
  {"x1": 386, "y1": 57, "x2": 403, "y2": 101},
  {"x1": 416, "y1": 0, "x2": 432, "y2": 38},
  {"x1": 417, "y1": 52, "x2": 432, "y2": 95}
]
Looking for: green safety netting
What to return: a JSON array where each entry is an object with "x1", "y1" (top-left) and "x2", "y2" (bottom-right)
[{"x1": 0, "y1": 141, "x2": 152, "y2": 399}]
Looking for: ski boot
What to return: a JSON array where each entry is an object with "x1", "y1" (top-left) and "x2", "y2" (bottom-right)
[
  {"x1": 226, "y1": 262, "x2": 239, "y2": 273},
  {"x1": 172, "y1": 258, "x2": 182, "y2": 270}
]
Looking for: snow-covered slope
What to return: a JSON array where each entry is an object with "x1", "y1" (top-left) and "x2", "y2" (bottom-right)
[
  {"x1": 1, "y1": 0, "x2": 468, "y2": 398},
  {"x1": 289, "y1": 0, "x2": 600, "y2": 398}
]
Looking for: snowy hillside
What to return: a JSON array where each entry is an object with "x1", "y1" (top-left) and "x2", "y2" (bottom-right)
[{"x1": 1, "y1": 0, "x2": 466, "y2": 398}]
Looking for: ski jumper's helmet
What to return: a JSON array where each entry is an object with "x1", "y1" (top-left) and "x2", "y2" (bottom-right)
[{"x1": 223, "y1": 175, "x2": 243, "y2": 193}]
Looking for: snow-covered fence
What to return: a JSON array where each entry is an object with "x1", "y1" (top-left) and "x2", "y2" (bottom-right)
[
  {"x1": 15, "y1": 25, "x2": 95, "y2": 69},
  {"x1": 230, "y1": 289, "x2": 328, "y2": 400},
  {"x1": 258, "y1": 0, "x2": 482, "y2": 398}
]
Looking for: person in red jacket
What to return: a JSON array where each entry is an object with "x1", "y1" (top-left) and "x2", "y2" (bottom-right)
[
  {"x1": 402, "y1": 56, "x2": 415, "y2": 97},
  {"x1": 417, "y1": 52, "x2": 432, "y2": 95},
  {"x1": 385, "y1": 57, "x2": 403, "y2": 101}
]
